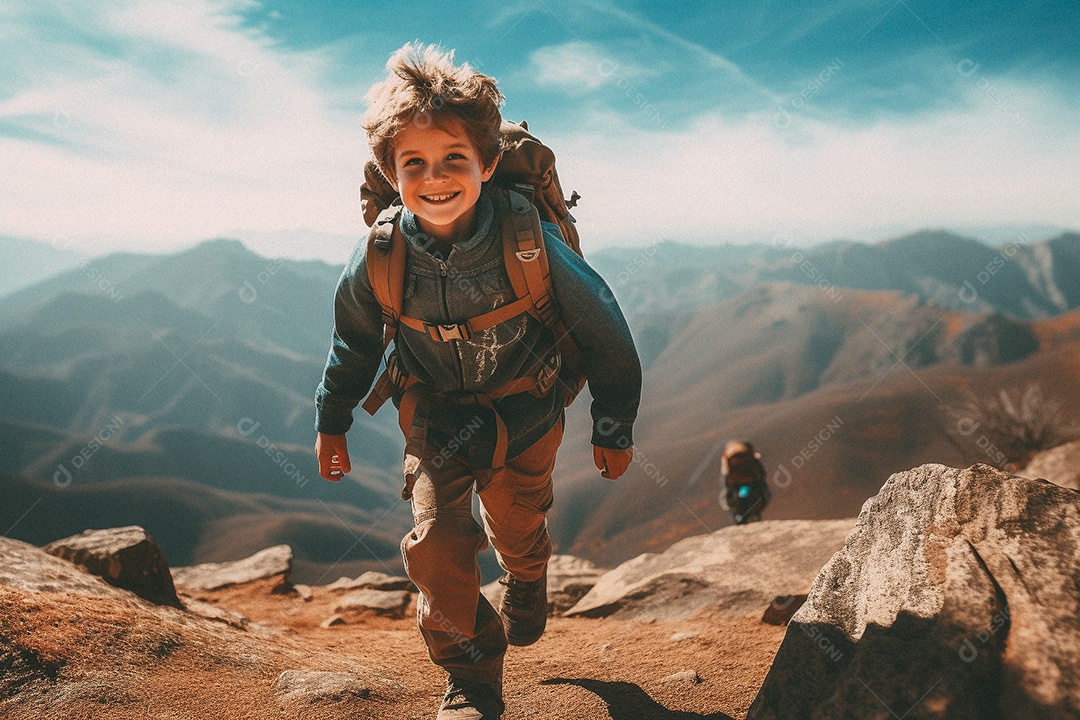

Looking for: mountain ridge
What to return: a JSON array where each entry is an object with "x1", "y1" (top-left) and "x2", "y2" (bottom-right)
[{"x1": 4, "y1": 231, "x2": 1080, "y2": 579}]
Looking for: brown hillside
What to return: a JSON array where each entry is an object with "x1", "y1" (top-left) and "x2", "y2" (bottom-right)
[{"x1": 547, "y1": 292, "x2": 1080, "y2": 567}]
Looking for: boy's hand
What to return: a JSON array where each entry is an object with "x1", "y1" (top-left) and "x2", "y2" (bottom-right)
[
  {"x1": 593, "y1": 445, "x2": 633, "y2": 480},
  {"x1": 316, "y1": 433, "x2": 351, "y2": 481}
]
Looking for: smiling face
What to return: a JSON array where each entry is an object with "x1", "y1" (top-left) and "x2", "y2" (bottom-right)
[{"x1": 388, "y1": 116, "x2": 499, "y2": 246}]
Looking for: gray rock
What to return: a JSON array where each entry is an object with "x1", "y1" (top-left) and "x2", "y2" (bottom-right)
[
  {"x1": 669, "y1": 631, "x2": 701, "y2": 642},
  {"x1": 565, "y1": 520, "x2": 855, "y2": 621},
  {"x1": 1020, "y1": 439, "x2": 1080, "y2": 490},
  {"x1": 293, "y1": 584, "x2": 313, "y2": 602},
  {"x1": 748, "y1": 464, "x2": 1080, "y2": 720},
  {"x1": 273, "y1": 670, "x2": 371, "y2": 705},
  {"x1": 42, "y1": 526, "x2": 182, "y2": 607},
  {"x1": 0, "y1": 537, "x2": 134, "y2": 600},
  {"x1": 663, "y1": 670, "x2": 702, "y2": 684},
  {"x1": 335, "y1": 589, "x2": 412, "y2": 619},
  {"x1": 182, "y1": 599, "x2": 250, "y2": 630},
  {"x1": 171, "y1": 545, "x2": 292, "y2": 591},
  {"x1": 546, "y1": 554, "x2": 608, "y2": 614},
  {"x1": 323, "y1": 571, "x2": 416, "y2": 593}
]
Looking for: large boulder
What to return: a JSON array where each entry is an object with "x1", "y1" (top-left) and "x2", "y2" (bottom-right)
[
  {"x1": 748, "y1": 464, "x2": 1080, "y2": 720},
  {"x1": 565, "y1": 519, "x2": 855, "y2": 621},
  {"x1": 171, "y1": 545, "x2": 292, "y2": 592},
  {"x1": 1, "y1": 536, "x2": 136, "y2": 600},
  {"x1": 42, "y1": 526, "x2": 182, "y2": 608}
]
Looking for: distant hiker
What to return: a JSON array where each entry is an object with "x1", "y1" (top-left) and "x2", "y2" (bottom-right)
[
  {"x1": 721, "y1": 440, "x2": 770, "y2": 524},
  {"x1": 313, "y1": 43, "x2": 641, "y2": 720}
]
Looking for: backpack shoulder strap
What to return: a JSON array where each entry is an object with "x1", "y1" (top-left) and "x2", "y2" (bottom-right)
[
  {"x1": 499, "y1": 187, "x2": 586, "y2": 403},
  {"x1": 501, "y1": 188, "x2": 556, "y2": 326},
  {"x1": 365, "y1": 205, "x2": 406, "y2": 331},
  {"x1": 360, "y1": 205, "x2": 406, "y2": 417}
]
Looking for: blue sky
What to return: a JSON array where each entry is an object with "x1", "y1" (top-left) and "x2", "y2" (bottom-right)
[{"x1": 2, "y1": 0, "x2": 1078, "y2": 261}]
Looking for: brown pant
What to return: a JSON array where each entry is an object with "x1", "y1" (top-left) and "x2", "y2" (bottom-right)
[{"x1": 400, "y1": 417, "x2": 562, "y2": 684}]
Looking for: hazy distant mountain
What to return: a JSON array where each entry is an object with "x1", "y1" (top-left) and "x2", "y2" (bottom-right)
[
  {"x1": 0, "y1": 240, "x2": 407, "y2": 581},
  {"x1": 3, "y1": 232, "x2": 1080, "y2": 578},
  {"x1": 1, "y1": 472, "x2": 407, "y2": 583},
  {"x1": 589, "y1": 230, "x2": 1080, "y2": 326},
  {"x1": 0, "y1": 238, "x2": 342, "y2": 357},
  {"x1": 0, "y1": 236, "x2": 87, "y2": 299}
]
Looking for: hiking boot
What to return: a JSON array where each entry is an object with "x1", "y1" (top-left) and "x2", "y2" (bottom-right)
[
  {"x1": 437, "y1": 674, "x2": 504, "y2": 719},
  {"x1": 497, "y1": 569, "x2": 547, "y2": 646}
]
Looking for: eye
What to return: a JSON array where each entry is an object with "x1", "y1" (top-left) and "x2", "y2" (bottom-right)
[
  {"x1": 446, "y1": 153, "x2": 466, "y2": 161},
  {"x1": 404, "y1": 157, "x2": 424, "y2": 166}
]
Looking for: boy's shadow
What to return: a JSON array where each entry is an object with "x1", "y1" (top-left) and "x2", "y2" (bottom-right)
[{"x1": 540, "y1": 678, "x2": 736, "y2": 720}]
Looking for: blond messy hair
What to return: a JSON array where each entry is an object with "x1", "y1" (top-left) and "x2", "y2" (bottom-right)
[{"x1": 363, "y1": 42, "x2": 505, "y2": 182}]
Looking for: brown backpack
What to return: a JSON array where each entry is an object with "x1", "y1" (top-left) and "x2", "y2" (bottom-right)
[
  {"x1": 358, "y1": 120, "x2": 585, "y2": 417},
  {"x1": 721, "y1": 440, "x2": 766, "y2": 488}
]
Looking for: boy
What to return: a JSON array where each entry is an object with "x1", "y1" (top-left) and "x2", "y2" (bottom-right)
[{"x1": 314, "y1": 43, "x2": 641, "y2": 720}]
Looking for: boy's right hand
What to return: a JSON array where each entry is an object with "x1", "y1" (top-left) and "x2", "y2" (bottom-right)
[
  {"x1": 316, "y1": 432, "x2": 351, "y2": 481},
  {"x1": 593, "y1": 445, "x2": 633, "y2": 480}
]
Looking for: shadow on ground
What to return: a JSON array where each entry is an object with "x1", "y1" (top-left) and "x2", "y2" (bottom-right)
[{"x1": 540, "y1": 678, "x2": 736, "y2": 720}]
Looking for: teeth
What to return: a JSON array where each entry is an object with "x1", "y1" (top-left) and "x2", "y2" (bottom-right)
[{"x1": 425, "y1": 193, "x2": 456, "y2": 202}]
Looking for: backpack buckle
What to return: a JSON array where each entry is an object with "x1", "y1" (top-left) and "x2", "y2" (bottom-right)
[
  {"x1": 425, "y1": 322, "x2": 470, "y2": 342},
  {"x1": 533, "y1": 294, "x2": 555, "y2": 325},
  {"x1": 516, "y1": 249, "x2": 541, "y2": 263},
  {"x1": 534, "y1": 351, "x2": 561, "y2": 396},
  {"x1": 386, "y1": 352, "x2": 407, "y2": 387}
]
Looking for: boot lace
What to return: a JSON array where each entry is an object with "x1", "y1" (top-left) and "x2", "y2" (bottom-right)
[{"x1": 499, "y1": 573, "x2": 537, "y2": 612}]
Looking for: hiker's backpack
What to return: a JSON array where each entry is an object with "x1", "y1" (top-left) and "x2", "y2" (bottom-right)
[
  {"x1": 720, "y1": 440, "x2": 770, "y2": 523},
  {"x1": 721, "y1": 441, "x2": 767, "y2": 489},
  {"x1": 358, "y1": 120, "x2": 586, "y2": 416}
]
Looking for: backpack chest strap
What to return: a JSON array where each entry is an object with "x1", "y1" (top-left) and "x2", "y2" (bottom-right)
[{"x1": 395, "y1": 293, "x2": 536, "y2": 342}]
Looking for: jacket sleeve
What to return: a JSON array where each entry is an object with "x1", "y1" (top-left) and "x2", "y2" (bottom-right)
[
  {"x1": 314, "y1": 240, "x2": 387, "y2": 435},
  {"x1": 543, "y1": 223, "x2": 642, "y2": 449}
]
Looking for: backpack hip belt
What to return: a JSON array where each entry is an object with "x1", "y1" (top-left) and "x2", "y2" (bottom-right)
[
  {"x1": 364, "y1": 343, "x2": 562, "y2": 417},
  {"x1": 392, "y1": 350, "x2": 561, "y2": 493}
]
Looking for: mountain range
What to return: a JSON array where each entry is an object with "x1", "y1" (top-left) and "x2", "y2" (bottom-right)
[{"x1": 2, "y1": 229, "x2": 1078, "y2": 580}]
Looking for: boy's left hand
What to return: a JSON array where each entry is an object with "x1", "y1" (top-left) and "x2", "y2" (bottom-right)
[{"x1": 593, "y1": 446, "x2": 633, "y2": 480}]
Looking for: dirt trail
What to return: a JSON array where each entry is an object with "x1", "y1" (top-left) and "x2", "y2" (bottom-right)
[
  {"x1": 1, "y1": 580, "x2": 785, "y2": 719},
  {"x1": 210, "y1": 580, "x2": 784, "y2": 719}
]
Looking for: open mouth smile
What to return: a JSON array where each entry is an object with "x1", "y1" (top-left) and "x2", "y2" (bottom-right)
[{"x1": 421, "y1": 192, "x2": 460, "y2": 203}]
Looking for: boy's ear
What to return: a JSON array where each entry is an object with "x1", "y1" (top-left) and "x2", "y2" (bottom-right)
[{"x1": 481, "y1": 153, "x2": 501, "y2": 183}]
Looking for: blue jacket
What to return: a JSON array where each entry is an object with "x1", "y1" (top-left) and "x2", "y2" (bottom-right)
[{"x1": 315, "y1": 188, "x2": 640, "y2": 459}]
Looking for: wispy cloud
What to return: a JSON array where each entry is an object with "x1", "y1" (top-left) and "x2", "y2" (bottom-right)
[
  {"x1": 1, "y1": 0, "x2": 365, "y2": 261},
  {"x1": 527, "y1": 41, "x2": 639, "y2": 93},
  {"x1": 579, "y1": 0, "x2": 773, "y2": 98},
  {"x1": 1, "y1": 0, "x2": 1078, "y2": 261},
  {"x1": 550, "y1": 77, "x2": 1079, "y2": 247}
]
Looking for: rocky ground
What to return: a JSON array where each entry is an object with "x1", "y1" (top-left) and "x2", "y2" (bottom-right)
[
  {"x1": 0, "y1": 569, "x2": 784, "y2": 720},
  {"x1": 3, "y1": 458, "x2": 1077, "y2": 720}
]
